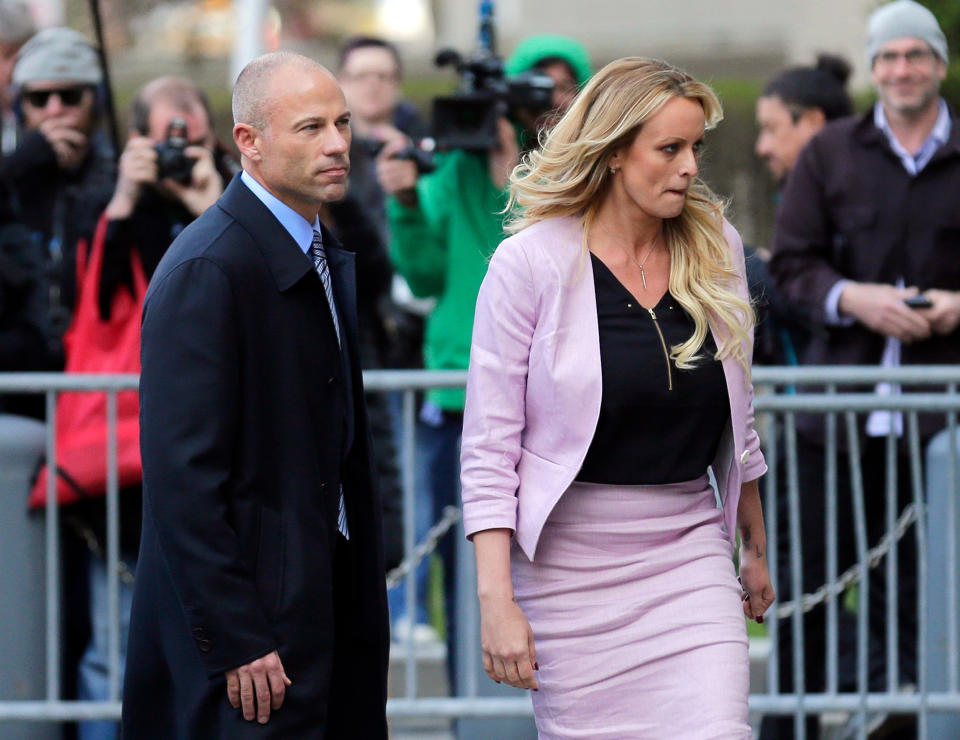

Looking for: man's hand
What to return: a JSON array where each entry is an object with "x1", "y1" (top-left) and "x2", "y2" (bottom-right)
[
  {"x1": 488, "y1": 117, "x2": 520, "y2": 191},
  {"x1": 918, "y1": 290, "x2": 960, "y2": 336},
  {"x1": 838, "y1": 282, "x2": 932, "y2": 342},
  {"x1": 376, "y1": 138, "x2": 419, "y2": 208},
  {"x1": 105, "y1": 136, "x2": 158, "y2": 220},
  {"x1": 225, "y1": 649, "x2": 292, "y2": 724},
  {"x1": 38, "y1": 118, "x2": 88, "y2": 171},
  {"x1": 161, "y1": 145, "x2": 223, "y2": 218}
]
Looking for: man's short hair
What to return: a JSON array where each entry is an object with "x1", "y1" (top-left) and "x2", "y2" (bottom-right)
[
  {"x1": 232, "y1": 51, "x2": 322, "y2": 130},
  {"x1": 337, "y1": 36, "x2": 402, "y2": 76},
  {"x1": 131, "y1": 76, "x2": 213, "y2": 136}
]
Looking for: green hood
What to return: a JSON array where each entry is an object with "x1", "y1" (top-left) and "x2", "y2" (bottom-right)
[{"x1": 504, "y1": 34, "x2": 593, "y2": 86}]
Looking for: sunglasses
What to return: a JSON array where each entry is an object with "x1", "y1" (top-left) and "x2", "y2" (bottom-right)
[{"x1": 22, "y1": 87, "x2": 89, "y2": 108}]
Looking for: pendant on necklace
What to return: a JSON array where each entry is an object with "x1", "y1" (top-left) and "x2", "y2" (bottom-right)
[{"x1": 640, "y1": 267, "x2": 647, "y2": 290}]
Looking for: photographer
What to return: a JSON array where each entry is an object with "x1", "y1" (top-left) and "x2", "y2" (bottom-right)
[
  {"x1": 99, "y1": 76, "x2": 237, "y2": 315},
  {"x1": 377, "y1": 33, "x2": 591, "y2": 676}
]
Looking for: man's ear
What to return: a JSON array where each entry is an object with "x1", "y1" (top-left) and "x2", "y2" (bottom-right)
[
  {"x1": 799, "y1": 107, "x2": 826, "y2": 131},
  {"x1": 233, "y1": 123, "x2": 261, "y2": 161}
]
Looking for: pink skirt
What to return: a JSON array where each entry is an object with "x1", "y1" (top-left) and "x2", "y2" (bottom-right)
[{"x1": 511, "y1": 476, "x2": 750, "y2": 740}]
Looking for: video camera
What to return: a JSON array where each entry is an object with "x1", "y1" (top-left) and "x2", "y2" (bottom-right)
[
  {"x1": 431, "y1": 0, "x2": 555, "y2": 151},
  {"x1": 155, "y1": 118, "x2": 197, "y2": 184}
]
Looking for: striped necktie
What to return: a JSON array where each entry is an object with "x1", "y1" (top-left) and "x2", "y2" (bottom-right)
[{"x1": 309, "y1": 229, "x2": 349, "y2": 539}]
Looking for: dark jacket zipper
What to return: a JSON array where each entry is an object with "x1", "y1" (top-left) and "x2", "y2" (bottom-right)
[{"x1": 647, "y1": 307, "x2": 673, "y2": 391}]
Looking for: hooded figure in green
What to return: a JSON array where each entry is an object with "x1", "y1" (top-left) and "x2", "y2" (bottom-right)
[{"x1": 379, "y1": 34, "x2": 591, "y2": 681}]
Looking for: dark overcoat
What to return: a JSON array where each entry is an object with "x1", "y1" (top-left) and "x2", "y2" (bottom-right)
[{"x1": 122, "y1": 175, "x2": 389, "y2": 739}]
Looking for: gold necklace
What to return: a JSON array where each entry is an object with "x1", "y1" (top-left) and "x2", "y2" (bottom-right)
[{"x1": 597, "y1": 219, "x2": 660, "y2": 290}]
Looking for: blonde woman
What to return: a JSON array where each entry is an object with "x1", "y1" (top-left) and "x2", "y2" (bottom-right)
[{"x1": 460, "y1": 58, "x2": 775, "y2": 738}]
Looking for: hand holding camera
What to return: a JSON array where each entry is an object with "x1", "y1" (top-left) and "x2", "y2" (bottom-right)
[
  {"x1": 105, "y1": 118, "x2": 222, "y2": 220},
  {"x1": 376, "y1": 137, "x2": 421, "y2": 208}
]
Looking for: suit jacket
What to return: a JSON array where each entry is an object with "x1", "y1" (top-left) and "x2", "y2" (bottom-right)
[
  {"x1": 460, "y1": 215, "x2": 767, "y2": 560},
  {"x1": 122, "y1": 175, "x2": 389, "y2": 739},
  {"x1": 769, "y1": 109, "x2": 960, "y2": 443},
  {"x1": 770, "y1": 109, "x2": 960, "y2": 370}
]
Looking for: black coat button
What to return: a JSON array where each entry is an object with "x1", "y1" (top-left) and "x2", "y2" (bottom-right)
[
  {"x1": 197, "y1": 639, "x2": 212, "y2": 653},
  {"x1": 327, "y1": 376, "x2": 336, "y2": 385}
]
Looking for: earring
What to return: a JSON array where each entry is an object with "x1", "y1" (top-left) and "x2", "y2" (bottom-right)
[{"x1": 609, "y1": 166, "x2": 618, "y2": 174}]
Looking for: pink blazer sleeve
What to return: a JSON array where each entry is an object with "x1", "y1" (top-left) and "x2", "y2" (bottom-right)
[
  {"x1": 727, "y1": 221, "x2": 767, "y2": 485},
  {"x1": 460, "y1": 237, "x2": 537, "y2": 538}
]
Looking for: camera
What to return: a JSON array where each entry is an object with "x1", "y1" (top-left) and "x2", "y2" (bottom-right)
[
  {"x1": 431, "y1": 1, "x2": 554, "y2": 151},
  {"x1": 359, "y1": 136, "x2": 437, "y2": 174},
  {"x1": 154, "y1": 118, "x2": 197, "y2": 184}
]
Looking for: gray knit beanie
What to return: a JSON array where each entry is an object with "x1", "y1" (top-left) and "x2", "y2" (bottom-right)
[
  {"x1": 12, "y1": 27, "x2": 101, "y2": 88},
  {"x1": 866, "y1": 0, "x2": 948, "y2": 66},
  {"x1": 0, "y1": 0, "x2": 36, "y2": 46}
]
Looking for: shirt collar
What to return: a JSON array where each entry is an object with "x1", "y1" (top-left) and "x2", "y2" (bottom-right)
[
  {"x1": 240, "y1": 170, "x2": 320, "y2": 254},
  {"x1": 873, "y1": 98, "x2": 951, "y2": 175}
]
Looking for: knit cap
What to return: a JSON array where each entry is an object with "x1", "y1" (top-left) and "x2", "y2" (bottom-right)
[
  {"x1": 866, "y1": 0, "x2": 948, "y2": 66},
  {"x1": 12, "y1": 27, "x2": 101, "y2": 88}
]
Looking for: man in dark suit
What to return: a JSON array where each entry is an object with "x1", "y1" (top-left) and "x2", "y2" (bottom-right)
[{"x1": 122, "y1": 51, "x2": 389, "y2": 739}]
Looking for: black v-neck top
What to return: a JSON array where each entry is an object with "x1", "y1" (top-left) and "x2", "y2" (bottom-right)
[{"x1": 575, "y1": 253, "x2": 730, "y2": 485}]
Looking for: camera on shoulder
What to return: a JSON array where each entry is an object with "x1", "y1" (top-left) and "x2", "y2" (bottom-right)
[{"x1": 431, "y1": 0, "x2": 554, "y2": 152}]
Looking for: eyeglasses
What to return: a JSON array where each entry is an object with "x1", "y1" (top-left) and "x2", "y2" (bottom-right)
[
  {"x1": 874, "y1": 48, "x2": 937, "y2": 67},
  {"x1": 344, "y1": 70, "x2": 398, "y2": 84},
  {"x1": 22, "y1": 87, "x2": 89, "y2": 108}
]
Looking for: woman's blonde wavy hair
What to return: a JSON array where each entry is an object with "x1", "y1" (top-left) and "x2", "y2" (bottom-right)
[{"x1": 505, "y1": 57, "x2": 753, "y2": 373}]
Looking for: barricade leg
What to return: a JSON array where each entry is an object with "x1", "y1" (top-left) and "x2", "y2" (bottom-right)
[
  {"x1": 925, "y1": 428, "x2": 960, "y2": 737},
  {"x1": 0, "y1": 414, "x2": 60, "y2": 740}
]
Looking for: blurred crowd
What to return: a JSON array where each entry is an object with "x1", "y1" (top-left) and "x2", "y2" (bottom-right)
[{"x1": 0, "y1": 0, "x2": 957, "y2": 738}]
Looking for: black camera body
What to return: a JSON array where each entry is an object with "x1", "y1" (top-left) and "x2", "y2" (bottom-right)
[
  {"x1": 358, "y1": 137, "x2": 437, "y2": 175},
  {"x1": 154, "y1": 118, "x2": 196, "y2": 184}
]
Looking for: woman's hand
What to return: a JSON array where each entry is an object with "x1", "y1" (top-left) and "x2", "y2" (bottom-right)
[
  {"x1": 479, "y1": 594, "x2": 539, "y2": 690},
  {"x1": 739, "y1": 550, "x2": 775, "y2": 624}
]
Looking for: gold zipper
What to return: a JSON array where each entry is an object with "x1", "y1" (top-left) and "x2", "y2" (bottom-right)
[{"x1": 647, "y1": 308, "x2": 673, "y2": 391}]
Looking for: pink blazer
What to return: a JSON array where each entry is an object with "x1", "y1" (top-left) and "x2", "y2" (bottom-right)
[{"x1": 460, "y1": 215, "x2": 767, "y2": 560}]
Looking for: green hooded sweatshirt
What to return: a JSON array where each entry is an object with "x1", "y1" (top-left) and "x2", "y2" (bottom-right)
[{"x1": 388, "y1": 35, "x2": 592, "y2": 410}]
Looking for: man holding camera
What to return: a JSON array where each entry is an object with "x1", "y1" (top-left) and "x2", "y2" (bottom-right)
[
  {"x1": 377, "y1": 33, "x2": 591, "y2": 680},
  {"x1": 101, "y1": 76, "x2": 237, "y2": 309},
  {"x1": 766, "y1": 2, "x2": 960, "y2": 737}
]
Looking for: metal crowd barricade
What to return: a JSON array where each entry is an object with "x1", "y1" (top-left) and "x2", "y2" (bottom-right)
[
  {"x1": 0, "y1": 367, "x2": 958, "y2": 737},
  {"x1": 750, "y1": 366, "x2": 960, "y2": 740}
]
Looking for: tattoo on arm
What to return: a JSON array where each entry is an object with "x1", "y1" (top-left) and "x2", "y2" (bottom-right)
[{"x1": 740, "y1": 525, "x2": 764, "y2": 559}]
